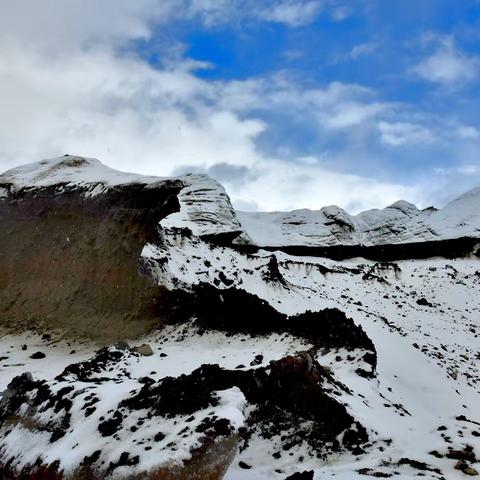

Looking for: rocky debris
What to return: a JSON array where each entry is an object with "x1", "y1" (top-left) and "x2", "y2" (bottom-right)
[
  {"x1": 357, "y1": 467, "x2": 393, "y2": 477},
  {"x1": 132, "y1": 343, "x2": 154, "y2": 356},
  {"x1": 416, "y1": 297, "x2": 434, "y2": 307},
  {"x1": 115, "y1": 350, "x2": 368, "y2": 458},
  {"x1": 0, "y1": 351, "x2": 244, "y2": 480},
  {"x1": 157, "y1": 283, "x2": 376, "y2": 364},
  {"x1": 0, "y1": 347, "x2": 368, "y2": 479},
  {"x1": 446, "y1": 445, "x2": 478, "y2": 463},
  {"x1": 0, "y1": 372, "x2": 73, "y2": 445},
  {"x1": 250, "y1": 354, "x2": 263, "y2": 366},
  {"x1": 56, "y1": 343, "x2": 132, "y2": 382},
  {"x1": 455, "y1": 461, "x2": 479, "y2": 476},
  {"x1": 397, "y1": 457, "x2": 442, "y2": 474},
  {"x1": 29, "y1": 351, "x2": 46, "y2": 359}
]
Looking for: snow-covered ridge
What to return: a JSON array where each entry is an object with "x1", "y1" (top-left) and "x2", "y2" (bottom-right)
[
  {"x1": 2, "y1": 155, "x2": 480, "y2": 248},
  {"x1": 237, "y1": 189, "x2": 480, "y2": 247},
  {"x1": 0, "y1": 155, "x2": 172, "y2": 193},
  {"x1": 0, "y1": 155, "x2": 242, "y2": 239},
  {"x1": 160, "y1": 173, "x2": 244, "y2": 240}
]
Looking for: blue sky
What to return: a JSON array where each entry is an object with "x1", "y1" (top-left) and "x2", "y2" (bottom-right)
[{"x1": 0, "y1": 1, "x2": 479, "y2": 211}]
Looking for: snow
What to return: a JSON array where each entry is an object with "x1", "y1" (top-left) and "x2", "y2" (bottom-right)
[
  {"x1": 0, "y1": 157, "x2": 479, "y2": 478},
  {"x1": 0, "y1": 155, "x2": 171, "y2": 193},
  {"x1": 237, "y1": 187, "x2": 480, "y2": 247},
  {"x1": 0, "y1": 155, "x2": 243, "y2": 239},
  {"x1": 145, "y1": 228, "x2": 480, "y2": 479},
  {"x1": 160, "y1": 173, "x2": 244, "y2": 238}
]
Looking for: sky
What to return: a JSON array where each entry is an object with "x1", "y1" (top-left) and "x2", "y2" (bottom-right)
[{"x1": 0, "y1": 1, "x2": 480, "y2": 212}]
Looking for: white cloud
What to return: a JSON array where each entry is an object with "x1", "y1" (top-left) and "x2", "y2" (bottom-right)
[
  {"x1": 330, "y1": 42, "x2": 377, "y2": 65},
  {"x1": 457, "y1": 125, "x2": 480, "y2": 140},
  {"x1": 412, "y1": 35, "x2": 479, "y2": 86},
  {"x1": 327, "y1": 0, "x2": 352, "y2": 21},
  {"x1": 348, "y1": 42, "x2": 377, "y2": 60},
  {"x1": 322, "y1": 101, "x2": 386, "y2": 129},
  {"x1": 378, "y1": 121, "x2": 435, "y2": 146},
  {"x1": 1, "y1": 1, "x2": 478, "y2": 213},
  {"x1": 219, "y1": 78, "x2": 389, "y2": 131},
  {"x1": 0, "y1": 32, "x2": 413, "y2": 212},
  {"x1": 230, "y1": 158, "x2": 417, "y2": 212},
  {"x1": 0, "y1": 1, "x2": 175, "y2": 52},
  {"x1": 259, "y1": 1, "x2": 322, "y2": 26},
  {"x1": 434, "y1": 165, "x2": 480, "y2": 175}
]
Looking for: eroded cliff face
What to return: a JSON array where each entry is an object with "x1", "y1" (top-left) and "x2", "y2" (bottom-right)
[
  {"x1": 0, "y1": 156, "x2": 479, "y2": 479},
  {"x1": 0, "y1": 156, "x2": 183, "y2": 340}
]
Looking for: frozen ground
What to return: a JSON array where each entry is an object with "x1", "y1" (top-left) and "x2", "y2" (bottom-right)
[
  {"x1": 0, "y1": 156, "x2": 478, "y2": 479},
  {"x1": 1, "y1": 230, "x2": 478, "y2": 479}
]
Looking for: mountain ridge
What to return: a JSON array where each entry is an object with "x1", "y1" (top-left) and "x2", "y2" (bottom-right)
[{"x1": 2, "y1": 155, "x2": 480, "y2": 251}]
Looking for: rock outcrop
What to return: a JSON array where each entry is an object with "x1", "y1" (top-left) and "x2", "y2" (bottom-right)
[
  {"x1": 0, "y1": 156, "x2": 183, "y2": 339},
  {"x1": 0, "y1": 347, "x2": 367, "y2": 479}
]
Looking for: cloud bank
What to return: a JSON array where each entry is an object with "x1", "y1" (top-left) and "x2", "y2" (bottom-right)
[{"x1": 0, "y1": 1, "x2": 479, "y2": 212}]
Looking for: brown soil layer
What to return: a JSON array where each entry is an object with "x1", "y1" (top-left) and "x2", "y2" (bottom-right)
[{"x1": 0, "y1": 181, "x2": 182, "y2": 340}]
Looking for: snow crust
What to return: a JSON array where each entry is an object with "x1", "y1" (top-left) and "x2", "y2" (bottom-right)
[
  {"x1": 1, "y1": 227, "x2": 479, "y2": 479},
  {"x1": 237, "y1": 189, "x2": 480, "y2": 247},
  {"x1": 160, "y1": 173, "x2": 244, "y2": 238},
  {"x1": 144, "y1": 229, "x2": 480, "y2": 479},
  {"x1": 0, "y1": 155, "x2": 170, "y2": 193}
]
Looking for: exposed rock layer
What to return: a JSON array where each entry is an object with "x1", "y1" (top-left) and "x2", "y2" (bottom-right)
[
  {"x1": 234, "y1": 236, "x2": 480, "y2": 261},
  {"x1": 0, "y1": 166, "x2": 182, "y2": 339}
]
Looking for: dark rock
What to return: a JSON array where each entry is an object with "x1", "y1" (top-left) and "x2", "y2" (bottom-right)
[
  {"x1": 455, "y1": 460, "x2": 479, "y2": 476},
  {"x1": 132, "y1": 343, "x2": 154, "y2": 356},
  {"x1": 416, "y1": 297, "x2": 433, "y2": 307},
  {"x1": 157, "y1": 283, "x2": 376, "y2": 363},
  {"x1": 285, "y1": 471, "x2": 314, "y2": 480},
  {"x1": 234, "y1": 237, "x2": 480, "y2": 261},
  {"x1": 398, "y1": 457, "x2": 441, "y2": 474},
  {"x1": 447, "y1": 445, "x2": 477, "y2": 462},
  {"x1": 250, "y1": 354, "x2": 264, "y2": 366},
  {"x1": 29, "y1": 352, "x2": 46, "y2": 359}
]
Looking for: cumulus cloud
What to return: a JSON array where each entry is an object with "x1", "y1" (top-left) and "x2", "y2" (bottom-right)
[
  {"x1": 229, "y1": 158, "x2": 417, "y2": 212},
  {"x1": 412, "y1": 35, "x2": 479, "y2": 86},
  {"x1": 1, "y1": 1, "x2": 479, "y2": 212}
]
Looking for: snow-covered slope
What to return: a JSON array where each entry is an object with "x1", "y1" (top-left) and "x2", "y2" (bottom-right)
[
  {"x1": 0, "y1": 156, "x2": 479, "y2": 479},
  {"x1": 237, "y1": 190, "x2": 480, "y2": 247},
  {"x1": 0, "y1": 155, "x2": 177, "y2": 196}
]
